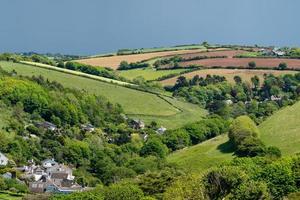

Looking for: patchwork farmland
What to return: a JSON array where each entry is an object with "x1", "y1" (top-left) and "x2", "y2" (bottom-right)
[
  {"x1": 160, "y1": 68, "x2": 297, "y2": 85},
  {"x1": 76, "y1": 49, "x2": 206, "y2": 69},
  {"x1": 168, "y1": 57, "x2": 300, "y2": 69},
  {"x1": 163, "y1": 49, "x2": 247, "y2": 59}
]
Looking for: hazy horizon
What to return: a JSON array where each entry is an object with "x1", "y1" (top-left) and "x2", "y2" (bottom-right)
[{"x1": 1, "y1": 0, "x2": 300, "y2": 55}]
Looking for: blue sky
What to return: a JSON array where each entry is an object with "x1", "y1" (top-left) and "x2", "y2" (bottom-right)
[{"x1": 0, "y1": 0, "x2": 299, "y2": 55}]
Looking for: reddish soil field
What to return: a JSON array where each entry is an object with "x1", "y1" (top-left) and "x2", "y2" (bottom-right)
[
  {"x1": 164, "y1": 58, "x2": 300, "y2": 69},
  {"x1": 75, "y1": 49, "x2": 206, "y2": 69},
  {"x1": 161, "y1": 69, "x2": 297, "y2": 85},
  {"x1": 165, "y1": 50, "x2": 248, "y2": 59}
]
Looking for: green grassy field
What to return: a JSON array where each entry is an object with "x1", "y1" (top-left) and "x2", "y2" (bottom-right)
[
  {"x1": 0, "y1": 61, "x2": 206, "y2": 129},
  {"x1": 168, "y1": 101, "x2": 300, "y2": 172},
  {"x1": 118, "y1": 68, "x2": 187, "y2": 81},
  {"x1": 167, "y1": 134, "x2": 234, "y2": 173},
  {"x1": 260, "y1": 101, "x2": 300, "y2": 155},
  {"x1": 130, "y1": 96, "x2": 207, "y2": 128},
  {"x1": 0, "y1": 192, "x2": 23, "y2": 200},
  {"x1": 20, "y1": 61, "x2": 133, "y2": 86}
]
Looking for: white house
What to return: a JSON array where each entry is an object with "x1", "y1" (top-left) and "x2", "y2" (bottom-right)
[
  {"x1": 0, "y1": 152, "x2": 8, "y2": 166},
  {"x1": 156, "y1": 127, "x2": 167, "y2": 135},
  {"x1": 42, "y1": 158, "x2": 58, "y2": 168}
]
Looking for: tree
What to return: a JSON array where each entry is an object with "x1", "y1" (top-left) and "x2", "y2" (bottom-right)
[
  {"x1": 103, "y1": 183, "x2": 144, "y2": 200},
  {"x1": 258, "y1": 160, "x2": 297, "y2": 199},
  {"x1": 163, "y1": 129, "x2": 190, "y2": 151},
  {"x1": 278, "y1": 62, "x2": 287, "y2": 70},
  {"x1": 203, "y1": 166, "x2": 248, "y2": 200},
  {"x1": 229, "y1": 180, "x2": 271, "y2": 200},
  {"x1": 164, "y1": 174, "x2": 206, "y2": 200},
  {"x1": 234, "y1": 76, "x2": 242, "y2": 84},
  {"x1": 118, "y1": 61, "x2": 129, "y2": 70},
  {"x1": 248, "y1": 61, "x2": 256, "y2": 68},
  {"x1": 140, "y1": 138, "x2": 168, "y2": 158},
  {"x1": 250, "y1": 75, "x2": 260, "y2": 89}
]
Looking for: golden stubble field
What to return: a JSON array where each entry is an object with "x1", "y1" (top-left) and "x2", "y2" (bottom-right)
[{"x1": 76, "y1": 49, "x2": 207, "y2": 69}]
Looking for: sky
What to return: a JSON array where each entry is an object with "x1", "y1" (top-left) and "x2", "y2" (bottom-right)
[{"x1": 0, "y1": 0, "x2": 299, "y2": 55}]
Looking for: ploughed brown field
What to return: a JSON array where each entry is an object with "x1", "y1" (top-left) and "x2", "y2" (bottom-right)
[
  {"x1": 164, "y1": 50, "x2": 248, "y2": 59},
  {"x1": 76, "y1": 49, "x2": 206, "y2": 69},
  {"x1": 167, "y1": 58, "x2": 300, "y2": 69},
  {"x1": 160, "y1": 69, "x2": 297, "y2": 85}
]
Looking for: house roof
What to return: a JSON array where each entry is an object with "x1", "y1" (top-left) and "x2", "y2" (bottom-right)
[{"x1": 51, "y1": 173, "x2": 68, "y2": 179}]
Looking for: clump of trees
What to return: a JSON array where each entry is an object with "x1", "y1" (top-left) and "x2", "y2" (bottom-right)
[
  {"x1": 171, "y1": 72, "x2": 300, "y2": 122},
  {"x1": 118, "y1": 61, "x2": 149, "y2": 70},
  {"x1": 278, "y1": 62, "x2": 288, "y2": 70},
  {"x1": 63, "y1": 62, "x2": 122, "y2": 80},
  {"x1": 228, "y1": 116, "x2": 280, "y2": 157}
]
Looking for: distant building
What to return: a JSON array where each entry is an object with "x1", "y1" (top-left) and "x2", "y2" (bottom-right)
[
  {"x1": 272, "y1": 47, "x2": 286, "y2": 56},
  {"x1": 80, "y1": 124, "x2": 95, "y2": 132},
  {"x1": 0, "y1": 152, "x2": 8, "y2": 166},
  {"x1": 271, "y1": 95, "x2": 282, "y2": 101},
  {"x1": 35, "y1": 121, "x2": 57, "y2": 131},
  {"x1": 156, "y1": 127, "x2": 167, "y2": 135},
  {"x1": 42, "y1": 158, "x2": 58, "y2": 168},
  {"x1": 130, "y1": 119, "x2": 145, "y2": 130}
]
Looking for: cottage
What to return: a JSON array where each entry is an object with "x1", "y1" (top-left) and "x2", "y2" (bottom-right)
[
  {"x1": 156, "y1": 127, "x2": 167, "y2": 135},
  {"x1": 80, "y1": 124, "x2": 95, "y2": 132},
  {"x1": 42, "y1": 158, "x2": 58, "y2": 168},
  {"x1": 271, "y1": 95, "x2": 282, "y2": 101},
  {"x1": 0, "y1": 152, "x2": 8, "y2": 166},
  {"x1": 36, "y1": 121, "x2": 57, "y2": 131},
  {"x1": 27, "y1": 159, "x2": 81, "y2": 194},
  {"x1": 272, "y1": 47, "x2": 285, "y2": 56},
  {"x1": 130, "y1": 119, "x2": 145, "y2": 130}
]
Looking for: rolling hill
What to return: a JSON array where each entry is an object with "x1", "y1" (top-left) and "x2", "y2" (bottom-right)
[
  {"x1": 167, "y1": 101, "x2": 300, "y2": 172},
  {"x1": 0, "y1": 61, "x2": 207, "y2": 129}
]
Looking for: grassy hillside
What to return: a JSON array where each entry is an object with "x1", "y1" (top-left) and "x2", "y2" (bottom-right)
[
  {"x1": 259, "y1": 101, "x2": 300, "y2": 155},
  {"x1": 167, "y1": 134, "x2": 234, "y2": 173},
  {"x1": 168, "y1": 101, "x2": 300, "y2": 172},
  {"x1": 118, "y1": 68, "x2": 187, "y2": 81},
  {"x1": 0, "y1": 61, "x2": 206, "y2": 129}
]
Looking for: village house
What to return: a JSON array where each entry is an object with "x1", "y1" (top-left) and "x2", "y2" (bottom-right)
[
  {"x1": 80, "y1": 124, "x2": 95, "y2": 132},
  {"x1": 19, "y1": 159, "x2": 83, "y2": 194},
  {"x1": 35, "y1": 121, "x2": 57, "y2": 131},
  {"x1": 156, "y1": 126, "x2": 167, "y2": 135},
  {"x1": 272, "y1": 47, "x2": 286, "y2": 56},
  {"x1": 130, "y1": 119, "x2": 145, "y2": 130},
  {"x1": 0, "y1": 152, "x2": 8, "y2": 166}
]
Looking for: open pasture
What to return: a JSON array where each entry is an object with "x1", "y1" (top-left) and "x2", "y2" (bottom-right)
[
  {"x1": 160, "y1": 68, "x2": 297, "y2": 85},
  {"x1": 118, "y1": 68, "x2": 187, "y2": 81},
  {"x1": 167, "y1": 100, "x2": 300, "y2": 172},
  {"x1": 75, "y1": 49, "x2": 206, "y2": 69}
]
